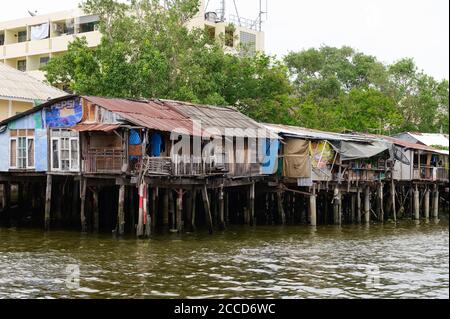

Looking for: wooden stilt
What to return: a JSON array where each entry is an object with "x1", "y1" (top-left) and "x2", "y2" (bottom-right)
[
  {"x1": 224, "y1": 190, "x2": 229, "y2": 225},
  {"x1": 80, "y1": 178, "x2": 87, "y2": 233},
  {"x1": 357, "y1": 188, "x2": 362, "y2": 223},
  {"x1": 424, "y1": 187, "x2": 430, "y2": 220},
  {"x1": 364, "y1": 185, "x2": 370, "y2": 224},
  {"x1": 432, "y1": 184, "x2": 439, "y2": 219},
  {"x1": 44, "y1": 175, "x2": 52, "y2": 231},
  {"x1": 137, "y1": 184, "x2": 145, "y2": 237},
  {"x1": 350, "y1": 193, "x2": 356, "y2": 224},
  {"x1": 277, "y1": 187, "x2": 285, "y2": 225},
  {"x1": 201, "y1": 185, "x2": 213, "y2": 234},
  {"x1": 249, "y1": 183, "x2": 255, "y2": 226},
  {"x1": 176, "y1": 189, "x2": 183, "y2": 233},
  {"x1": 378, "y1": 183, "x2": 384, "y2": 223},
  {"x1": 129, "y1": 187, "x2": 136, "y2": 233},
  {"x1": 414, "y1": 185, "x2": 420, "y2": 220},
  {"x1": 92, "y1": 187, "x2": 99, "y2": 233},
  {"x1": 391, "y1": 180, "x2": 397, "y2": 222},
  {"x1": 169, "y1": 190, "x2": 175, "y2": 231},
  {"x1": 219, "y1": 187, "x2": 225, "y2": 230},
  {"x1": 163, "y1": 189, "x2": 169, "y2": 227},
  {"x1": 333, "y1": 185, "x2": 341, "y2": 225},
  {"x1": 310, "y1": 184, "x2": 317, "y2": 226},
  {"x1": 117, "y1": 184, "x2": 125, "y2": 235},
  {"x1": 191, "y1": 189, "x2": 197, "y2": 231},
  {"x1": 145, "y1": 185, "x2": 152, "y2": 237}
]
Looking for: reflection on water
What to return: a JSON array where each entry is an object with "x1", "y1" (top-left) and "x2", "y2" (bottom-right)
[{"x1": 0, "y1": 219, "x2": 448, "y2": 299}]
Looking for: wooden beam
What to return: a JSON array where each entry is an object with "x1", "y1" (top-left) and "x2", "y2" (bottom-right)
[
  {"x1": 80, "y1": 178, "x2": 87, "y2": 233},
  {"x1": 201, "y1": 185, "x2": 213, "y2": 234},
  {"x1": 44, "y1": 175, "x2": 52, "y2": 231},
  {"x1": 117, "y1": 185, "x2": 125, "y2": 235}
]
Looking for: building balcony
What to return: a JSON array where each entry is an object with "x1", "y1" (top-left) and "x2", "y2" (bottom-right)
[
  {"x1": 3, "y1": 42, "x2": 28, "y2": 59},
  {"x1": 28, "y1": 38, "x2": 51, "y2": 55}
]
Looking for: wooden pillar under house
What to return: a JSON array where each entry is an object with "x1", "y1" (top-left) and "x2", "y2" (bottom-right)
[
  {"x1": 277, "y1": 187, "x2": 285, "y2": 225},
  {"x1": 424, "y1": 187, "x2": 430, "y2": 220},
  {"x1": 414, "y1": 185, "x2": 420, "y2": 220},
  {"x1": 117, "y1": 184, "x2": 125, "y2": 235},
  {"x1": 309, "y1": 184, "x2": 317, "y2": 227},
  {"x1": 176, "y1": 189, "x2": 183, "y2": 233},
  {"x1": 364, "y1": 185, "x2": 370, "y2": 224},
  {"x1": 249, "y1": 182, "x2": 255, "y2": 226},
  {"x1": 201, "y1": 185, "x2": 214, "y2": 234},
  {"x1": 219, "y1": 187, "x2": 225, "y2": 230},
  {"x1": 44, "y1": 175, "x2": 52, "y2": 231},
  {"x1": 92, "y1": 187, "x2": 99, "y2": 233},
  {"x1": 391, "y1": 180, "x2": 397, "y2": 222},
  {"x1": 357, "y1": 187, "x2": 362, "y2": 223},
  {"x1": 432, "y1": 184, "x2": 439, "y2": 219},
  {"x1": 333, "y1": 185, "x2": 341, "y2": 225}
]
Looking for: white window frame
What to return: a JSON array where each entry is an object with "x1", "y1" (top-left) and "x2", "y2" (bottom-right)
[
  {"x1": 9, "y1": 135, "x2": 35, "y2": 170},
  {"x1": 50, "y1": 135, "x2": 80, "y2": 172},
  {"x1": 9, "y1": 137, "x2": 17, "y2": 169}
]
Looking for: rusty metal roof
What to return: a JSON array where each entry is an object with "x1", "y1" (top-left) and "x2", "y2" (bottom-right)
[
  {"x1": 82, "y1": 96, "x2": 195, "y2": 134},
  {"x1": 72, "y1": 123, "x2": 121, "y2": 132},
  {"x1": 161, "y1": 99, "x2": 276, "y2": 138}
]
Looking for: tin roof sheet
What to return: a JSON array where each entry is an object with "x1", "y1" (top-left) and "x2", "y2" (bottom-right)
[{"x1": 0, "y1": 62, "x2": 67, "y2": 101}]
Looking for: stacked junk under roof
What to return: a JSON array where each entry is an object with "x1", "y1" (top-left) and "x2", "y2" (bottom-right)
[{"x1": 0, "y1": 95, "x2": 448, "y2": 235}]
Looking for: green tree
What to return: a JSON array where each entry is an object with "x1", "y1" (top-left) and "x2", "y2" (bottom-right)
[{"x1": 43, "y1": 0, "x2": 291, "y2": 124}]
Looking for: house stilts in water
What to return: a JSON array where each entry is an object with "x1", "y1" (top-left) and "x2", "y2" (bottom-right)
[{"x1": 0, "y1": 96, "x2": 448, "y2": 235}]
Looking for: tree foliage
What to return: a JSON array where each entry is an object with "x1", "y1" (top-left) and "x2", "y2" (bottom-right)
[{"x1": 44, "y1": 0, "x2": 449, "y2": 135}]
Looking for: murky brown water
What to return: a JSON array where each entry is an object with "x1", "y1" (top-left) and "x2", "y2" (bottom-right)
[{"x1": 0, "y1": 219, "x2": 448, "y2": 299}]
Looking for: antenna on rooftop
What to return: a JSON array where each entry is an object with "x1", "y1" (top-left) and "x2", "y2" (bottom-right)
[
  {"x1": 205, "y1": 0, "x2": 268, "y2": 31},
  {"x1": 28, "y1": 10, "x2": 37, "y2": 17}
]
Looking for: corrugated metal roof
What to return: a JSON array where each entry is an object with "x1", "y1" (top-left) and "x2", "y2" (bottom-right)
[
  {"x1": 73, "y1": 123, "x2": 120, "y2": 132},
  {"x1": 263, "y1": 123, "x2": 373, "y2": 142},
  {"x1": 83, "y1": 96, "x2": 195, "y2": 135},
  {"x1": 162, "y1": 100, "x2": 276, "y2": 138},
  {"x1": 351, "y1": 132, "x2": 449, "y2": 155},
  {"x1": 406, "y1": 132, "x2": 449, "y2": 148},
  {"x1": 0, "y1": 62, "x2": 67, "y2": 101}
]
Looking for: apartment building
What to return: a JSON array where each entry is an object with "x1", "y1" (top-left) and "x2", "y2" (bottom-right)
[{"x1": 0, "y1": 1, "x2": 264, "y2": 81}]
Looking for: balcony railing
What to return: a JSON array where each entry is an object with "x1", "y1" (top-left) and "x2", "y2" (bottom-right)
[
  {"x1": 84, "y1": 148, "x2": 124, "y2": 174},
  {"x1": 139, "y1": 155, "x2": 262, "y2": 177}
]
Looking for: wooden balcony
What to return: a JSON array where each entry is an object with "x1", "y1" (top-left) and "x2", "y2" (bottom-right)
[
  {"x1": 84, "y1": 148, "x2": 124, "y2": 174},
  {"x1": 413, "y1": 166, "x2": 449, "y2": 182},
  {"x1": 139, "y1": 155, "x2": 261, "y2": 177}
]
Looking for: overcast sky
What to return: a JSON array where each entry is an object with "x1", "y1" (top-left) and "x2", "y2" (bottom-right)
[{"x1": 1, "y1": 0, "x2": 449, "y2": 80}]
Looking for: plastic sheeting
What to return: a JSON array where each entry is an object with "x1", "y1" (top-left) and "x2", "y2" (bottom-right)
[
  {"x1": 331, "y1": 141, "x2": 393, "y2": 161},
  {"x1": 30, "y1": 23, "x2": 49, "y2": 40},
  {"x1": 283, "y1": 139, "x2": 311, "y2": 178}
]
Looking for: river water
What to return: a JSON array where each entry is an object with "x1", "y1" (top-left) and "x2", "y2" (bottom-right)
[{"x1": 0, "y1": 219, "x2": 448, "y2": 299}]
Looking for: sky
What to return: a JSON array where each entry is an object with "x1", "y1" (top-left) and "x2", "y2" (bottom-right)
[{"x1": 1, "y1": 0, "x2": 449, "y2": 80}]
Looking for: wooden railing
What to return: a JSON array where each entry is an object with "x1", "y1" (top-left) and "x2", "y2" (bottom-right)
[
  {"x1": 413, "y1": 166, "x2": 449, "y2": 182},
  {"x1": 84, "y1": 148, "x2": 124, "y2": 174},
  {"x1": 140, "y1": 155, "x2": 262, "y2": 177},
  {"x1": 436, "y1": 167, "x2": 449, "y2": 182}
]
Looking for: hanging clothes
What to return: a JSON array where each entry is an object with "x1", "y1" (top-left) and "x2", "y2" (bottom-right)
[{"x1": 30, "y1": 23, "x2": 49, "y2": 40}]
